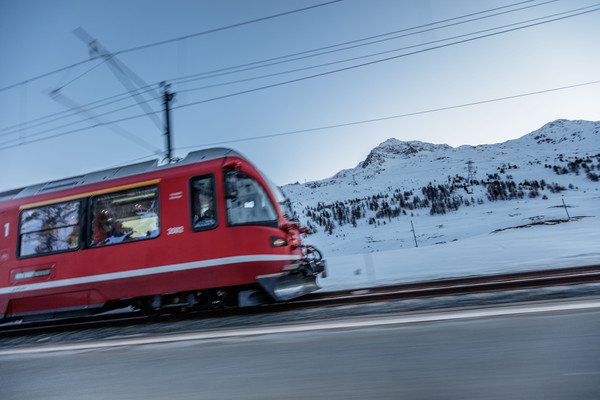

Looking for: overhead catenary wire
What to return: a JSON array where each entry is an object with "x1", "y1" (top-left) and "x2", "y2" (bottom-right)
[
  {"x1": 0, "y1": 93, "x2": 162, "y2": 147},
  {"x1": 1, "y1": 4, "x2": 597, "y2": 152},
  {"x1": 0, "y1": 0, "x2": 551, "y2": 136},
  {"x1": 110, "y1": 78, "x2": 600, "y2": 167},
  {"x1": 0, "y1": 0, "x2": 343, "y2": 94},
  {"x1": 37, "y1": 29, "x2": 167, "y2": 155},
  {"x1": 72, "y1": 27, "x2": 164, "y2": 132},
  {"x1": 174, "y1": 3, "x2": 600, "y2": 95},
  {"x1": 0, "y1": 0, "x2": 548, "y2": 95},
  {"x1": 167, "y1": 0, "x2": 559, "y2": 87},
  {"x1": 0, "y1": 85, "x2": 161, "y2": 137},
  {"x1": 0, "y1": 0, "x2": 584, "y2": 138},
  {"x1": 50, "y1": 89, "x2": 163, "y2": 155},
  {"x1": 53, "y1": 58, "x2": 110, "y2": 93},
  {"x1": 169, "y1": 6, "x2": 600, "y2": 110},
  {"x1": 5, "y1": 77, "x2": 598, "y2": 155},
  {"x1": 181, "y1": 80, "x2": 600, "y2": 149}
]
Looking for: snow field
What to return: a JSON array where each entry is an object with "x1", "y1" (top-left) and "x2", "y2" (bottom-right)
[{"x1": 281, "y1": 120, "x2": 600, "y2": 291}]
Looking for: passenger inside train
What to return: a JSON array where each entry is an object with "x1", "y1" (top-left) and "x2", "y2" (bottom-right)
[{"x1": 192, "y1": 176, "x2": 217, "y2": 230}]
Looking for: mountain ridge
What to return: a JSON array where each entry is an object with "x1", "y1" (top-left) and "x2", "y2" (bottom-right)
[
  {"x1": 292, "y1": 119, "x2": 600, "y2": 191},
  {"x1": 359, "y1": 139, "x2": 452, "y2": 168},
  {"x1": 283, "y1": 119, "x2": 600, "y2": 256}
]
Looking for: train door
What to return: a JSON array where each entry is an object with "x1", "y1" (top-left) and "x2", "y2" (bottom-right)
[
  {"x1": 0, "y1": 210, "x2": 9, "y2": 262},
  {"x1": 0, "y1": 210, "x2": 9, "y2": 317}
]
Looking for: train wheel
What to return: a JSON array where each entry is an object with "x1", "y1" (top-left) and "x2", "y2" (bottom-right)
[{"x1": 136, "y1": 295, "x2": 163, "y2": 317}]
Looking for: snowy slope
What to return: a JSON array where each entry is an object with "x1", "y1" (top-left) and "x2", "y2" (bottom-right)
[
  {"x1": 282, "y1": 119, "x2": 600, "y2": 290},
  {"x1": 285, "y1": 119, "x2": 599, "y2": 209}
]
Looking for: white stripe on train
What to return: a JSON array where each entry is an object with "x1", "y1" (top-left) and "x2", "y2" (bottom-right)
[{"x1": 0, "y1": 254, "x2": 301, "y2": 295}]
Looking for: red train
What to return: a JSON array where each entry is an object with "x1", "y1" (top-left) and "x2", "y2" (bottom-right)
[{"x1": 0, "y1": 148, "x2": 325, "y2": 321}]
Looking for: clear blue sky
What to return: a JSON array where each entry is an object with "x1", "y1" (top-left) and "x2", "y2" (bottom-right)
[{"x1": 1, "y1": 0, "x2": 599, "y2": 192}]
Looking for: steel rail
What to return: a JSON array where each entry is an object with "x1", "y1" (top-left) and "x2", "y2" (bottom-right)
[
  {"x1": 1, "y1": 264, "x2": 599, "y2": 337},
  {"x1": 292, "y1": 264, "x2": 600, "y2": 307}
]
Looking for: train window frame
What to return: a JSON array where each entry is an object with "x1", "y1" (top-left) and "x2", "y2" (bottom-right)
[
  {"x1": 17, "y1": 199, "x2": 83, "y2": 259},
  {"x1": 265, "y1": 177, "x2": 296, "y2": 222},
  {"x1": 88, "y1": 184, "x2": 160, "y2": 248},
  {"x1": 224, "y1": 170, "x2": 279, "y2": 228},
  {"x1": 189, "y1": 174, "x2": 218, "y2": 232}
]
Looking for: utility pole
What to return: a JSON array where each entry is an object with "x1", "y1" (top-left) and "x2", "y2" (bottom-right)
[
  {"x1": 161, "y1": 82, "x2": 175, "y2": 163},
  {"x1": 411, "y1": 220, "x2": 418, "y2": 248},
  {"x1": 561, "y1": 197, "x2": 571, "y2": 220},
  {"x1": 467, "y1": 160, "x2": 475, "y2": 183},
  {"x1": 74, "y1": 28, "x2": 173, "y2": 160},
  {"x1": 74, "y1": 28, "x2": 163, "y2": 131}
]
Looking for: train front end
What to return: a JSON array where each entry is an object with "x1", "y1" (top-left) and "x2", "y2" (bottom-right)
[
  {"x1": 230, "y1": 168, "x2": 326, "y2": 306},
  {"x1": 256, "y1": 222, "x2": 326, "y2": 303}
]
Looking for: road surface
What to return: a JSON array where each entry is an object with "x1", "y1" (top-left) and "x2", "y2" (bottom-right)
[{"x1": 1, "y1": 299, "x2": 599, "y2": 399}]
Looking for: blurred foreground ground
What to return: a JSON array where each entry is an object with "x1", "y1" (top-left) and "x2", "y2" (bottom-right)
[{"x1": 1, "y1": 299, "x2": 599, "y2": 400}]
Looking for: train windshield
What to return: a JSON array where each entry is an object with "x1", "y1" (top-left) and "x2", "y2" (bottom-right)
[
  {"x1": 225, "y1": 171, "x2": 278, "y2": 227},
  {"x1": 265, "y1": 177, "x2": 295, "y2": 222}
]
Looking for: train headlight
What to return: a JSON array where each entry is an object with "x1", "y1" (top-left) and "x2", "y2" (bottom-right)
[{"x1": 271, "y1": 237, "x2": 288, "y2": 247}]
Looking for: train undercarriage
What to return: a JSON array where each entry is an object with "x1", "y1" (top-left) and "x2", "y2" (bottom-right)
[{"x1": 134, "y1": 249, "x2": 327, "y2": 314}]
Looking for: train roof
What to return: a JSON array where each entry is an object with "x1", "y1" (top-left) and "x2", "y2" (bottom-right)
[{"x1": 0, "y1": 148, "x2": 243, "y2": 202}]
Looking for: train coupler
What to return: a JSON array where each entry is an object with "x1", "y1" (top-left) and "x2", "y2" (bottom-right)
[{"x1": 255, "y1": 250, "x2": 326, "y2": 302}]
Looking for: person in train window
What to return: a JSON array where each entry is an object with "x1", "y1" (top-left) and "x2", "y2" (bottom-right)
[
  {"x1": 193, "y1": 188, "x2": 215, "y2": 229},
  {"x1": 92, "y1": 207, "x2": 129, "y2": 245},
  {"x1": 92, "y1": 211, "x2": 109, "y2": 245}
]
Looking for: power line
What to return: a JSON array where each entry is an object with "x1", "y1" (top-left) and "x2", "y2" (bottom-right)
[
  {"x1": 73, "y1": 27, "x2": 164, "y2": 132},
  {"x1": 0, "y1": 0, "x2": 342, "y2": 94},
  {"x1": 170, "y1": 6, "x2": 600, "y2": 110},
  {"x1": 0, "y1": 86, "x2": 159, "y2": 137},
  {"x1": 174, "y1": 3, "x2": 598, "y2": 95},
  {"x1": 50, "y1": 89, "x2": 163, "y2": 155},
  {"x1": 142, "y1": 79, "x2": 600, "y2": 159},
  {"x1": 4, "y1": 77, "x2": 598, "y2": 154},
  {"x1": 2, "y1": 4, "x2": 597, "y2": 150},
  {"x1": 54, "y1": 58, "x2": 109, "y2": 92},
  {"x1": 168, "y1": 0, "x2": 558, "y2": 87},
  {"x1": 0, "y1": 93, "x2": 161, "y2": 146},
  {"x1": 0, "y1": 0, "x2": 563, "y2": 136},
  {"x1": 111, "y1": 0, "x2": 343, "y2": 56}
]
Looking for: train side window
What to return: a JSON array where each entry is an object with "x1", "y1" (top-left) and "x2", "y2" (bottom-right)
[
  {"x1": 190, "y1": 175, "x2": 217, "y2": 231},
  {"x1": 225, "y1": 171, "x2": 278, "y2": 227},
  {"x1": 18, "y1": 200, "x2": 81, "y2": 257},
  {"x1": 90, "y1": 185, "x2": 159, "y2": 247}
]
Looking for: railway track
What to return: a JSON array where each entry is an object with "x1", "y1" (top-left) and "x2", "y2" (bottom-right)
[
  {"x1": 297, "y1": 264, "x2": 600, "y2": 306},
  {"x1": 1, "y1": 264, "x2": 599, "y2": 339}
]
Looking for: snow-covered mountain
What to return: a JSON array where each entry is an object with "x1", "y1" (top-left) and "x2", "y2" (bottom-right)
[
  {"x1": 358, "y1": 139, "x2": 452, "y2": 169},
  {"x1": 283, "y1": 119, "x2": 600, "y2": 257}
]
